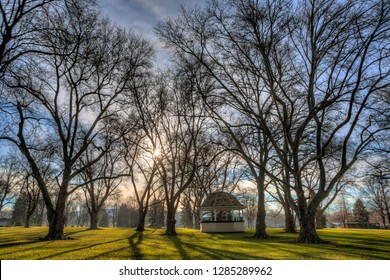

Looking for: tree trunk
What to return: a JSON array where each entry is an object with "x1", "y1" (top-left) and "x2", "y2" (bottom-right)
[
  {"x1": 24, "y1": 217, "x2": 30, "y2": 228},
  {"x1": 42, "y1": 182, "x2": 68, "y2": 240},
  {"x1": 44, "y1": 210, "x2": 67, "y2": 240},
  {"x1": 385, "y1": 203, "x2": 390, "y2": 228},
  {"x1": 112, "y1": 207, "x2": 118, "y2": 227},
  {"x1": 136, "y1": 206, "x2": 148, "y2": 231},
  {"x1": 194, "y1": 210, "x2": 200, "y2": 229},
  {"x1": 282, "y1": 166, "x2": 297, "y2": 233},
  {"x1": 284, "y1": 200, "x2": 297, "y2": 233},
  {"x1": 165, "y1": 204, "x2": 177, "y2": 236},
  {"x1": 89, "y1": 209, "x2": 99, "y2": 230},
  {"x1": 315, "y1": 209, "x2": 323, "y2": 229},
  {"x1": 254, "y1": 203, "x2": 269, "y2": 238},
  {"x1": 39, "y1": 200, "x2": 45, "y2": 226},
  {"x1": 253, "y1": 173, "x2": 270, "y2": 239},
  {"x1": 342, "y1": 194, "x2": 349, "y2": 228},
  {"x1": 296, "y1": 205, "x2": 326, "y2": 244},
  {"x1": 380, "y1": 213, "x2": 386, "y2": 228},
  {"x1": 77, "y1": 210, "x2": 82, "y2": 227},
  {"x1": 24, "y1": 210, "x2": 34, "y2": 228}
]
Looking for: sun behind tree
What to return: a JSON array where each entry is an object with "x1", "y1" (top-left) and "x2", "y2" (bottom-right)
[{"x1": 153, "y1": 149, "x2": 161, "y2": 158}]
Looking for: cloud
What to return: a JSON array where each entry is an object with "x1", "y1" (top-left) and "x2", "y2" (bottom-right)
[
  {"x1": 100, "y1": 0, "x2": 205, "y2": 66},
  {"x1": 101, "y1": 0, "x2": 202, "y2": 35}
]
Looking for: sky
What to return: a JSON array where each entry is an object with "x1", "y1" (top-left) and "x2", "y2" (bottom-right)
[{"x1": 100, "y1": 0, "x2": 206, "y2": 67}]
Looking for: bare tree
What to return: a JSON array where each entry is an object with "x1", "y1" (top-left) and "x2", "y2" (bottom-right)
[
  {"x1": 106, "y1": 189, "x2": 123, "y2": 227},
  {"x1": 0, "y1": 157, "x2": 21, "y2": 214},
  {"x1": 147, "y1": 190, "x2": 165, "y2": 229},
  {"x1": 122, "y1": 77, "x2": 164, "y2": 232},
  {"x1": 20, "y1": 173, "x2": 40, "y2": 227},
  {"x1": 0, "y1": 0, "x2": 54, "y2": 77},
  {"x1": 63, "y1": 189, "x2": 83, "y2": 226},
  {"x1": 333, "y1": 189, "x2": 353, "y2": 228},
  {"x1": 360, "y1": 156, "x2": 390, "y2": 227},
  {"x1": 154, "y1": 71, "x2": 212, "y2": 236},
  {"x1": 266, "y1": 166, "x2": 297, "y2": 233},
  {"x1": 124, "y1": 140, "x2": 160, "y2": 232},
  {"x1": 239, "y1": 187, "x2": 258, "y2": 229},
  {"x1": 156, "y1": 0, "x2": 390, "y2": 243},
  {"x1": 78, "y1": 141, "x2": 126, "y2": 230},
  {"x1": 156, "y1": 0, "x2": 286, "y2": 239},
  {"x1": 0, "y1": 1, "x2": 152, "y2": 239}
]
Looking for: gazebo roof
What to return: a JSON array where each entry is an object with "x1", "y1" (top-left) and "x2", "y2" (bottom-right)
[{"x1": 199, "y1": 191, "x2": 245, "y2": 210}]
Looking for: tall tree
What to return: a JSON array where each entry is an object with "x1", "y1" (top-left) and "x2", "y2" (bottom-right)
[
  {"x1": 78, "y1": 137, "x2": 126, "y2": 230},
  {"x1": 239, "y1": 188, "x2": 258, "y2": 229},
  {"x1": 154, "y1": 71, "x2": 212, "y2": 236},
  {"x1": 155, "y1": 0, "x2": 287, "y2": 239},
  {"x1": 147, "y1": 192, "x2": 165, "y2": 229},
  {"x1": 98, "y1": 208, "x2": 109, "y2": 227},
  {"x1": 0, "y1": 0, "x2": 54, "y2": 77},
  {"x1": 0, "y1": 0, "x2": 152, "y2": 239},
  {"x1": 353, "y1": 198, "x2": 370, "y2": 223},
  {"x1": 11, "y1": 194, "x2": 27, "y2": 226},
  {"x1": 360, "y1": 157, "x2": 390, "y2": 227},
  {"x1": 106, "y1": 190, "x2": 123, "y2": 227},
  {"x1": 123, "y1": 78, "x2": 163, "y2": 232},
  {"x1": 156, "y1": 0, "x2": 390, "y2": 243},
  {"x1": 116, "y1": 197, "x2": 139, "y2": 228},
  {"x1": 333, "y1": 190, "x2": 352, "y2": 228},
  {"x1": 116, "y1": 203, "x2": 131, "y2": 228}
]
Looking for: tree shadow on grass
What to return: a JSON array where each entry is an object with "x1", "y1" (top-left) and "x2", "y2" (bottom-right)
[
  {"x1": 0, "y1": 240, "x2": 43, "y2": 250},
  {"x1": 167, "y1": 235, "x2": 191, "y2": 259},
  {"x1": 0, "y1": 228, "x2": 88, "y2": 246},
  {"x1": 204, "y1": 232, "x2": 287, "y2": 243},
  {"x1": 35, "y1": 237, "x2": 129, "y2": 259},
  {"x1": 167, "y1": 234, "x2": 274, "y2": 260},
  {"x1": 128, "y1": 231, "x2": 144, "y2": 259},
  {"x1": 36, "y1": 228, "x2": 91, "y2": 241},
  {"x1": 64, "y1": 228, "x2": 90, "y2": 237},
  {"x1": 253, "y1": 237, "x2": 390, "y2": 260},
  {"x1": 0, "y1": 240, "x2": 50, "y2": 259},
  {"x1": 87, "y1": 231, "x2": 145, "y2": 260},
  {"x1": 329, "y1": 243, "x2": 390, "y2": 259},
  {"x1": 0, "y1": 229, "x2": 96, "y2": 260}
]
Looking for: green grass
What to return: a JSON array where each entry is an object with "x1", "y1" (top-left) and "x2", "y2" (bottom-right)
[{"x1": 0, "y1": 227, "x2": 389, "y2": 260}]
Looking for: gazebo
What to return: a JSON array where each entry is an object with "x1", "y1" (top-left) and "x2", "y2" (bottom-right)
[{"x1": 199, "y1": 192, "x2": 245, "y2": 233}]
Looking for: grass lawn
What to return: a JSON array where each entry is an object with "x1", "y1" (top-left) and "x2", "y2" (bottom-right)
[{"x1": 0, "y1": 227, "x2": 389, "y2": 260}]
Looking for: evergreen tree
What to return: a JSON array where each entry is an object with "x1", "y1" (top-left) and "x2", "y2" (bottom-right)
[
  {"x1": 99, "y1": 209, "x2": 109, "y2": 227},
  {"x1": 180, "y1": 198, "x2": 194, "y2": 228},
  {"x1": 353, "y1": 199, "x2": 370, "y2": 223},
  {"x1": 147, "y1": 200, "x2": 165, "y2": 228},
  {"x1": 11, "y1": 195, "x2": 27, "y2": 226},
  {"x1": 116, "y1": 203, "x2": 130, "y2": 228}
]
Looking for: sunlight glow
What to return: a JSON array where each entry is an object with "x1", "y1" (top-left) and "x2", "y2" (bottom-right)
[{"x1": 153, "y1": 149, "x2": 161, "y2": 157}]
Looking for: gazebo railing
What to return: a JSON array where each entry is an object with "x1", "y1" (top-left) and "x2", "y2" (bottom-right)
[{"x1": 201, "y1": 217, "x2": 244, "y2": 223}]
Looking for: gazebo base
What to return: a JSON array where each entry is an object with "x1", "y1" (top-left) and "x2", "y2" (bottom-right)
[{"x1": 200, "y1": 221, "x2": 244, "y2": 233}]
